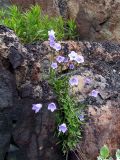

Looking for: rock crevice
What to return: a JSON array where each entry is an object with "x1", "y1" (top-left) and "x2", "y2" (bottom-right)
[{"x1": 0, "y1": 26, "x2": 120, "y2": 160}]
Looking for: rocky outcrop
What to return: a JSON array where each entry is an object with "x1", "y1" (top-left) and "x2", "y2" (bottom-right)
[
  {"x1": 0, "y1": 25, "x2": 64, "y2": 160},
  {"x1": 0, "y1": 0, "x2": 10, "y2": 8},
  {"x1": 0, "y1": 26, "x2": 120, "y2": 160},
  {"x1": 68, "y1": 0, "x2": 120, "y2": 42}
]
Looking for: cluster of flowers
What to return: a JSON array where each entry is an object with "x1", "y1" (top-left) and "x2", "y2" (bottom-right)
[
  {"x1": 32, "y1": 103, "x2": 67, "y2": 133},
  {"x1": 32, "y1": 30, "x2": 99, "y2": 134},
  {"x1": 48, "y1": 30, "x2": 99, "y2": 97},
  {"x1": 48, "y1": 30, "x2": 84, "y2": 70}
]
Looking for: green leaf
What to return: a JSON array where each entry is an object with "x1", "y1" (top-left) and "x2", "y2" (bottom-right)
[{"x1": 100, "y1": 145, "x2": 109, "y2": 159}]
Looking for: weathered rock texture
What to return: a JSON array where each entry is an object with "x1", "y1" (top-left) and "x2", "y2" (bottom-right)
[
  {"x1": 0, "y1": 26, "x2": 120, "y2": 160},
  {"x1": 10, "y1": 0, "x2": 60, "y2": 17},
  {"x1": 0, "y1": 0, "x2": 10, "y2": 8},
  {"x1": 68, "y1": 0, "x2": 120, "y2": 42},
  {"x1": 0, "y1": 25, "x2": 64, "y2": 160}
]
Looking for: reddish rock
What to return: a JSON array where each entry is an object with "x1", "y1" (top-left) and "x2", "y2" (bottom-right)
[{"x1": 77, "y1": 101, "x2": 120, "y2": 160}]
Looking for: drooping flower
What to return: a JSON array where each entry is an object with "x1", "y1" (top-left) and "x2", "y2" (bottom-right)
[
  {"x1": 75, "y1": 55, "x2": 84, "y2": 63},
  {"x1": 91, "y1": 90, "x2": 99, "y2": 97},
  {"x1": 64, "y1": 57, "x2": 69, "y2": 63},
  {"x1": 56, "y1": 56, "x2": 65, "y2": 63},
  {"x1": 49, "y1": 38, "x2": 55, "y2": 48},
  {"x1": 53, "y1": 43, "x2": 61, "y2": 51},
  {"x1": 69, "y1": 76, "x2": 79, "y2": 86},
  {"x1": 59, "y1": 123, "x2": 67, "y2": 133},
  {"x1": 48, "y1": 30, "x2": 55, "y2": 38},
  {"x1": 79, "y1": 113, "x2": 84, "y2": 121},
  {"x1": 68, "y1": 51, "x2": 78, "y2": 61},
  {"x1": 69, "y1": 64, "x2": 75, "y2": 70},
  {"x1": 85, "y1": 78, "x2": 91, "y2": 85},
  {"x1": 32, "y1": 103, "x2": 42, "y2": 113},
  {"x1": 48, "y1": 102, "x2": 57, "y2": 112},
  {"x1": 51, "y1": 62, "x2": 58, "y2": 69}
]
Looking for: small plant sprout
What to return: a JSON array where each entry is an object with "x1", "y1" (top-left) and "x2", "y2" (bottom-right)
[
  {"x1": 59, "y1": 123, "x2": 67, "y2": 133},
  {"x1": 69, "y1": 76, "x2": 79, "y2": 86},
  {"x1": 98, "y1": 145, "x2": 120, "y2": 160},
  {"x1": 91, "y1": 90, "x2": 99, "y2": 97},
  {"x1": 48, "y1": 103, "x2": 57, "y2": 112},
  {"x1": 32, "y1": 104, "x2": 42, "y2": 113}
]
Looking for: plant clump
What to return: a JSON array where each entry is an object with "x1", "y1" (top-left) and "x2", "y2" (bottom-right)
[
  {"x1": 0, "y1": 5, "x2": 78, "y2": 43},
  {"x1": 32, "y1": 29, "x2": 100, "y2": 158}
]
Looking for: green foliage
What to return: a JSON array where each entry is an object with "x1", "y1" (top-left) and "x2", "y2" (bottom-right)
[
  {"x1": 100, "y1": 145, "x2": 109, "y2": 159},
  {"x1": 0, "y1": 5, "x2": 77, "y2": 43},
  {"x1": 98, "y1": 145, "x2": 120, "y2": 160},
  {"x1": 65, "y1": 19, "x2": 78, "y2": 40},
  {"x1": 49, "y1": 69, "x2": 82, "y2": 154}
]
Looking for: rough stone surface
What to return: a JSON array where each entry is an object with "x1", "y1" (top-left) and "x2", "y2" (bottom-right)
[
  {"x1": 0, "y1": 0, "x2": 11, "y2": 8},
  {"x1": 77, "y1": 103, "x2": 120, "y2": 160},
  {"x1": 0, "y1": 25, "x2": 64, "y2": 160},
  {"x1": 10, "y1": 0, "x2": 60, "y2": 17},
  {"x1": 0, "y1": 26, "x2": 120, "y2": 160},
  {"x1": 68, "y1": 0, "x2": 120, "y2": 42}
]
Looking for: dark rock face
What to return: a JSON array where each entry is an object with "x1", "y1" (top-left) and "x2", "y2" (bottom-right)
[
  {"x1": 8, "y1": 46, "x2": 24, "y2": 69},
  {"x1": 0, "y1": 26, "x2": 120, "y2": 160},
  {"x1": 0, "y1": 26, "x2": 64, "y2": 160}
]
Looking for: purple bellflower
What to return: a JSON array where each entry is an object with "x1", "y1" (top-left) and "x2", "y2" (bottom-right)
[
  {"x1": 69, "y1": 76, "x2": 79, "y2": 86},
  {"x1": 56, "y1": 56, "x2": 65, "y2": 63},
  {"x1": 48, "y1": 30, "x2": 55, "y2": 38},
  {"x1": 51, "y1": 62, "x2": 58, "y2": 69},
  {"x1": 68, "y1": 51, "x2": 78, "y2": 61},
  {"x1": 53, "y1": 43, "x2": 61, "y2": 51},
  {"x1": 75, "y1": 55, "x2": 84, "y2": 63},
  {"x1": 32, "y1": 103, "x2": 42, "y2": 113},
  {"x1": 59, "y1": 123, "x2": 67, "y2": 133},
  {"x1": 91, "y1": 90, "x2": 99, "y2": 97},
  {"x1": 48, "y1": 102, "x2": 57, "y2": 112},
  {"x1": 79, "y1": 114, "x2": 84, "y2": 121},
  {"x1": 69, "y1": 64, "x2": 75, "y2": 70}
]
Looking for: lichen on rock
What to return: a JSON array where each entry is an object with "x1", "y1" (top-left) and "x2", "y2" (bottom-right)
[{"x1": 0, "y1": 25, "x2": 120, "y2": 160}]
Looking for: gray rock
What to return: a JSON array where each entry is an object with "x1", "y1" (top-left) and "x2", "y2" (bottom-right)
[
  {"x1": 0, "y1": 26, "x2": 120, "y2": 160},
  {"x1": 0, "y1": 70, "x2": 16, "y2": 109},
  {"x1": 8, "y1": 46, "x2": 24, "y2": 69}
]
